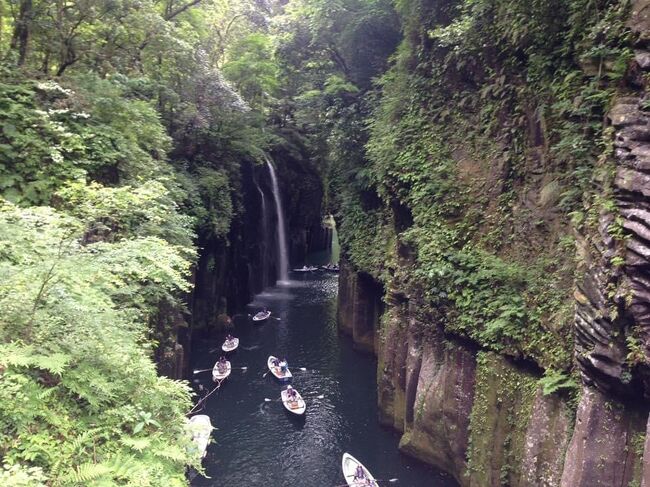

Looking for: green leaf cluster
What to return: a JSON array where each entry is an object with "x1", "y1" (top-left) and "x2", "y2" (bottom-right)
[{"x1": 0, "y1": 199, "x2": 200, "y2": 485}]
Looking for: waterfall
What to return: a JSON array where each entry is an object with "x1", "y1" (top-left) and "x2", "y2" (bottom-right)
[
  {"x1": 323, "y1": 214, "x2": 340, "y2": 264},
  {"x1": 254, "y1": 171, "x2": 270, "y2": 288},
  {"x1": 265, "y1": 157, "x2": 289, "y2": 282},
  {"x1": 331, "y1": 224, "x2": 340, "y2": 264}
]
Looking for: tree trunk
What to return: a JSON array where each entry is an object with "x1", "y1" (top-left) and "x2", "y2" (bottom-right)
[{"x1": 11, "y1": 0, "x2": 33, "y2": 66}]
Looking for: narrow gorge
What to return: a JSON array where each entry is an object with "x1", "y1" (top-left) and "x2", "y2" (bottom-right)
[{"x1": 3, "y1": 0, "x2": 650, "y2": 485}]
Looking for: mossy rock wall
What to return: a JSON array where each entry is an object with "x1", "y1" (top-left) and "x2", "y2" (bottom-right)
[
  {"x1": 466, "y1": 353, "x2": 572, "y2": 487},
  {"x1": 368, "y1": 287, "x2": 574, "y2": 486}
]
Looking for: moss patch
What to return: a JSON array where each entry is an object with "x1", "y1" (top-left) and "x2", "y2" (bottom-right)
[{"x1": 466, "y1": 352, "x2": 538, "y2": 485}]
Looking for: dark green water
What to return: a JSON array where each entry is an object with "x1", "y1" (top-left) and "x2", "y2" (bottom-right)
[{"x1": 190, "y1": 271, "x2": 457, "y2": 487}]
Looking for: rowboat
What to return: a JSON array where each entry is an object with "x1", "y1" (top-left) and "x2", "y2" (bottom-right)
[
  {"x1": 222, "y1": 337, "x2": 239, "y2": 352},
  {"x1": 212, "y1": 360, "x2": 231, "y2": 381},
  {"x1": 281, "y1": 386, "x2": 306, "y2": 415},
  {"x1": 292, "y1": 265, "x2": 318, "y2": 272},
  {"x1": 252, "y1": 310, "x2": 271, "y2": 322},
  {"x1": 320, "y1": 264, "x2": 340, "y2": 273},
  {"x1": 342, "y1": 453, "x2": 377, "y2": 486},
  {"x1": 267, "y1": 355, "x2": 292, "y2": 381},
  {"x1": 188, "y1": 415, "x2": 212, "y2": 459}
]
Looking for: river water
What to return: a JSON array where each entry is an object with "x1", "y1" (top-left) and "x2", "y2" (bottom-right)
[{"x1": 190, "y1": 271, "x2": 457, "y2": 487}]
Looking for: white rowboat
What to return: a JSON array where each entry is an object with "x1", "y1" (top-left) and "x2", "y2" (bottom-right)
[
  {"x1": 252, "y1": 311, "x2": 271, "y2": 322},
  {"x1": 292, "y1": 265, "x2": 318, "y2": 272},
  {"x1": 188, "y1": 415, "x2": 212, "y2": 459},
  {"x1": 222, "y1": 337, "x2": 239, "y2": 352},
  {"x1": 267, "y1": 355, "x2": 292, "y2": 381},
  {"x1": 212, "y1": 360, "x2": 231, "y2": 381},
  {"x1": 281, "y1": 387, "x2": 306, "y2": 415},
  {"x1": 342, "y1": 453, "x2": 378, "y2": 487}
]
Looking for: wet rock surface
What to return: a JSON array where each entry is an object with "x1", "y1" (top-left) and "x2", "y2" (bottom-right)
[
  {"x1": 560, "y1": 388, "x2": 644, "y2": 487},
  {"x1": 337, "y1": 259, "x2": 384, "y2": 353}
]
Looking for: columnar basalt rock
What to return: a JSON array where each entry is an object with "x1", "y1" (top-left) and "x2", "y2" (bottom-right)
[
  {"x1": 518, "y1": 390, "x2": 572, "y2": 487},
  {"x1": 365, "y1": 285, "x2": 574, "y2": 487},
  {"x1": 337, "y1": 259, "x2": 383, "y2": 352},
  {"x1": 574, "y1": 83, "x2": 650, "y2": 397},
  {"x1": 642, "y1": 414, "x2": 650, "y2": 487},
  {"x1": 398, "y1": 329, "x2": 476, "y2": 484},
  {"x1": 377, "y1": 305, "x2": 409, "y2": 430},
  {"x1": 560, "y1": 388, "x2": 644, "y2": 487}
]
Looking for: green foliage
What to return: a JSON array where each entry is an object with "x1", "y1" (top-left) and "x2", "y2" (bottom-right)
[
  {"x1": 467, "y1": 353, "x2": 539, "y2": 485},
  {"x1": 0, "y1": 463, "x2": 48, "y2": 486},
  {"x1": 330, "y1": 0, "x2": 634, "y2": 374},
  {"x1": 0, "y1": 73, "x2": 172, "y2": 205},
  {"x1": 338, "y1": 201, "x2": 395, "y2": 280},
  {"x1": 192, "y1": 167, "x2": 235, "y2": 240},
  {"x1": 538, "y1": 369, "x2": 579, "y2": 396},
  {"x1": 56, "y1": 179, "x2": 195, "y2": 248},
  {"x1": 223, "y1": 33, "x2": 280, "y2": 108},
  {"x1": 0, "y1": 200, "x2": 200, "y2": 485}
]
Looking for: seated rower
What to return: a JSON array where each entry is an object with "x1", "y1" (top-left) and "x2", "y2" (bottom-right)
[
  {"x1": 217, "y1": 356, "x2": 228, "y2": 373},
  {"x1": 271, "y1": 357, "x2": 280, "y2": 367},
  {"x1": 354, "y1": 465, "x2": 365, "y2": 480},
  {"x1": 286, "y1": 385, "x2": 297, "y2": 400},
  {"x1": 279, "y1": 358, "x2": 288, "y2": 374}
]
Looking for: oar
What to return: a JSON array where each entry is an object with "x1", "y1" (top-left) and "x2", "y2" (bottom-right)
[
  {"x1": 194, "y1": 366, "x2": 247, "y2": 374},
  {"x1": 262, "y1": 366, "x2": 306, "y2": 378},
  {"x1": 264, "y1": 394, "x2": 324, "y2": 402},
  {"x1": 186, "y1": 378, "x2": 224, "y2": 414}
]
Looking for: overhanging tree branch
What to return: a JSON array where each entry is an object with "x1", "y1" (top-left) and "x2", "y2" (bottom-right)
[{"x1": 164, "y1": 0, "x2": 202, "y2": 21}]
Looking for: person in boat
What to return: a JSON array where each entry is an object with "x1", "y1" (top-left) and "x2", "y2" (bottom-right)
[
  {"x1": 271, "y1": 357, "x2": 280, "y2": 367},
  {"x1": 217, "y1": 356, "x2": 228, "y2": 373},
  {"x1": 286, "y1": 385, "x2": 297, "y2": 400},
  {"x1": 354, "y1": 465, "x2": 366, "y2": 481},
  {"x1": 226, "y1": 334, "x2": 235, "y2": 344},
  {"x1": 279, "y1": 358, "x2": 288, "y2": 374}
]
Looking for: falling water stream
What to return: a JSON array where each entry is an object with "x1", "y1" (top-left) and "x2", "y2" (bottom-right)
[
  {"x1": 265, "y1": 157, "x2": 289, "y2": 283},
  {"x1": 254, "y1": 171, "x2": 270, "y2": 289}
]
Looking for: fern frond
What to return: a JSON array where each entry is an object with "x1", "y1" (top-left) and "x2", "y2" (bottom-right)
[
  {"x1": 66, "y1": 463, "x2": 111, "y2": 483},
  {"x1": 120, "y1": 436, "x2": 151, "y2": 452}
]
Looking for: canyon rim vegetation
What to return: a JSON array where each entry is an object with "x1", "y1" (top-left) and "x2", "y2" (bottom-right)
[{"x1": 2, "y1": 0, "x2": 650, "y2": 486}]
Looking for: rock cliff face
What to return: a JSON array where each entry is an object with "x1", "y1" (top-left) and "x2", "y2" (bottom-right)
[
  {"x1": 339, "y1": 265, "x2": 646, "y2": 486},
  {"x1": 337, "y1": 2, "x2": 650, "y2": 485},
  {"x1": 192, "y1": 149, "x2": 326, "y2": 334}
]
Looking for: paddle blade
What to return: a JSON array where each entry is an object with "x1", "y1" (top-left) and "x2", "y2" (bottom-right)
[
  {"x1": 298, "y1": 367, "x2": 307, "y2": 371},
  {"x1": 264, "y1": 398, "x2": 272, "y2": 402},
  {"x1": 389, "y1": 479, "x2": 399, "y2": 482},
  {"x1": 316, "y1": 395, "x2": 324, "y2": 399}
]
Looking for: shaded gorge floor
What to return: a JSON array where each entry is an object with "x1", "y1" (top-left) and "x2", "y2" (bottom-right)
[{"x1": 190, "y1": 271, "x2": 457, "y2": 486}]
